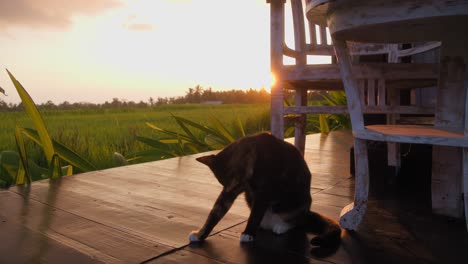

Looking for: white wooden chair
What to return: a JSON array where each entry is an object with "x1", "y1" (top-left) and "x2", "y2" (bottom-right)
[
  {"x1": 306, "y1": 0, "x2": 468, "y2": 231},
  {"x1": 267, "y1": 0, "x2": 439, "y2": 161}
]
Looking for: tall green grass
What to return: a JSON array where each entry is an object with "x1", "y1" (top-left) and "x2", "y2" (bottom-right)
[{"x1": 0, "y1": 104, "x2": 270, "y2": 169}]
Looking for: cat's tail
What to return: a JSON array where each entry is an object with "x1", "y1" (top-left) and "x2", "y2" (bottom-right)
[{"x1": 305, "y1": 211, "x2": 341, "y2": 247}]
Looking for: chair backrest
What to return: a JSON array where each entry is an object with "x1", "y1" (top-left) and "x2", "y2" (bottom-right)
[
  {"x1": 283, "y1": 0, "x2": 334, "y2": 65},
  {"x1": 289, "y1": 1, "x2": 440, "y2": 65}
]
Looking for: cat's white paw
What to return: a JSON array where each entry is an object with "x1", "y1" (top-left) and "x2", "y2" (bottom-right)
[
  {"x1": 272, "y1": 223, "x2": 292, "y2": 235},
  {"x1": 240, "y1": 233, "x2": 254, "y2": 243},
  {"x1": 188, "y1": 231, "x2": 202, "y2": 242}
]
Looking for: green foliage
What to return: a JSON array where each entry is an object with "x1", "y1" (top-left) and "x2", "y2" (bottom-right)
[
  {"x1": 2, "y1": 70, "x2": 95, "y2": 187},
  {"x1": 306, "y1": 91, "x2": 351, "y2": 133},
  {"x1": 126, "y1": 114, "x2": 248, "y2": 162},
  {"x1": 0, "y1": 151, "x2": 19, "y2": 188},
  {"x1": 0, "y1": 104, "x2": 270, "y2": 169},
  {"x1": 319, "y1": 91, "x2": 351, "y2": 131},
  {"x1": 8, "y1": 70, "x2": 55, "y2": 165}
]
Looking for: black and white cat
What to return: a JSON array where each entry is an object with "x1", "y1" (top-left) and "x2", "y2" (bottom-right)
[{"x1": 189, "y1": 132, "x2": 341, "y2": 247}]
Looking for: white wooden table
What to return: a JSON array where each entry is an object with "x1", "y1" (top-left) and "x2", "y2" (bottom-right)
[{"x1": 306, "y1": 0, "x2": 468, "y2": 227}]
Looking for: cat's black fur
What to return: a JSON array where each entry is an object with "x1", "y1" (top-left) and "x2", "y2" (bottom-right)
[{"x1": 189, "y1": 132, "x2": 341, "y2": 247}]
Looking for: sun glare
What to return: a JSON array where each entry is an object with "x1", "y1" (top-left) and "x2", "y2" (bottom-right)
[{"x1": 0, "y1": 0, "x2": 274, "y2": 104}]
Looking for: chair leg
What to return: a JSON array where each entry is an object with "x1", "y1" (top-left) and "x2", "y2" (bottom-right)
[
  {"x1": 294, "y1": 115, "x2": 306, "y2": 156},
  {"x1": 270, "y1": 81, "x2": 284, "y2": 140},
  {"x1": 294, "y1": 89, "x2": 307, "y2": 156},
  {"x1": 463, "y1": 147, "x2": 468, "y2": 231},
  {"x1": 340, "y1": 138, "x2": 369, "y2": 230}
]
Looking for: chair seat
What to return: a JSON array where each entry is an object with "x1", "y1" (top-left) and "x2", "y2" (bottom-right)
[{"x1": 354, "y1": 125, "x2": 468, "y2": 147}]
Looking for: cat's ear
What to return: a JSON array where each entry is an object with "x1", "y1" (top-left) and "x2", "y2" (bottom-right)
[{"x1": 196, "y1": 155, "x2": 215, "y2": 167}]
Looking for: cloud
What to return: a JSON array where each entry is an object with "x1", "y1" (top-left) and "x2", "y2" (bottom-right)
[
  {"x1": 122, "y1": 14, "x2": 155, "y2": 32},
  {"x1": 0, "y1": 0, "x2": 123, "y2": 30},
  {"x1": 125, "y1": 23, "x2": 154, "y2": 32}
]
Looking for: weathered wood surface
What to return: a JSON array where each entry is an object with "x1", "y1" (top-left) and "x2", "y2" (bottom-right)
[
  {"x1": 310, "y1": 0, "x2": 468, "y2": 229},
  {"x1": 314, "y1": 0, "x2": 468, "y2": 43},
  {"x1": 282, "y1": 63, "x2": 438, "y2": 82},
  {"x1": 356, "y1": 125, "x2": 468, "y2": 147},
  {"x1": 269, "y1": 0, "x2": 438, "y2": 158},
  {"x1": 1, "y1": 131, "x2": 468, "y2": 263}
]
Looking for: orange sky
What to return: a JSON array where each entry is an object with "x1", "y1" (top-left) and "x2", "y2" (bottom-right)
[{"x1": 0, "y1": 0, "x2": 327, "y2": 104}]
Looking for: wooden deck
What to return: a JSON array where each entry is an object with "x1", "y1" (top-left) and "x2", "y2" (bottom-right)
[{"x1": 1, "y1": 131, "x2": 467, "y2": 263}]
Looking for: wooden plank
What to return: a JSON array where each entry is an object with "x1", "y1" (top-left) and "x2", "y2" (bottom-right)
[
  {"x1": 377, "y1": 78, "x2": 386, "y2": 106},
  {"x1": 0, "y1": 191, "x2": 170, "y2": 263},
  {"x1": 283, "y1": 63, "x2": 438, "y2": 82},
  {"x1": 284, "y1": 105, "x2": 348, "y2": 114},
  {"x1": 367, "y1": 79, "x2": 376, "y2": 106},
  {"x1": 356, "y1": 125, "x2": 468, "y2": 147},
  {"x1": 321, "y1": 185, "x2": 355, "y2": 198},
  {"x1": 361, "y1": 105, "x2": 435, "y2": 114},
  {"x1": 8, "y1": 174, "x2": 249, "y2": 248},
  {"x1": 186, "y1": 226, "x2": 338, "y2": 264},
  {"x1": 312, "y1": 192, "x2": 354, "y2": 207},
  {"x1": 294, "y1": 88, "x2": 308, "y2": 155},
  {"x1": 268, "y1": 0, "x2": 286, "y2": 140},
  {"x1": 144, "y1": 250, "x2": 223, "y2": 264},
  {"x1": 0, "y1": 215, "x2": 102, "y2": 264}
]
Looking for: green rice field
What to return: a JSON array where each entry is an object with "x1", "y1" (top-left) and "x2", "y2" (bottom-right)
[{"x1": 0, "y1": 104, "x2": 269, "y2": 169}]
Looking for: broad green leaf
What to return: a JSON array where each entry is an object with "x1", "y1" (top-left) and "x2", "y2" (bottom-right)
[
  {"x1": 146, "y1": 122, "x2": 195, "y2": 143},
  {"x1": 28, "y1": 160, "x2": 49, "y2": 181},
  {"x1": 14, "y1": 127, "x2": 32, "y2": 184},
  {"x1": 235, "y1": 116, "x2": 246, "y2": 137},
  {"x1": 62, "y1": 165, "x2": 73, "y2": 176},
  {"x1": 208, "y1": 115, "x2": 235, "y2": 143},
  {"x1": 183, "y1": 141, "x2": 206, "y2": 153},
  {"x1": 7, "y1": 69, "x2": 55, "y2": 164},
  {"x1": 0, "y1": 86, "x2": 6, "y2": 96},
  {"x1": 168, "y1": 116, "x2": 219, "y2": 139},
  {"x1": 204, "y1": 134, "x2": 226, "y2": 149},
  {"x1": 171, "y1": 113, "x2": 205, "y2": 146},
  {"x1": 49, "y1": 154, "x2": 62, "y2": 180},
  {"x1": 0, "y1": 151, "x2": 19, "y2": 187},
  {"x1": 136, "y1": 136, "x2": 170, "y2": 150},
  {"x1": 319, "y1": 114, "x2": 330, "y2": 134},
  {"x1": 284, "y1": 126, "x2": 295, "y2": 138},
  {"x1": 22, "y1": 128, "x2": 95, "y2": 172},
  {"x1": 158, "y1": 138, "x2": 183, "y2": 144}
]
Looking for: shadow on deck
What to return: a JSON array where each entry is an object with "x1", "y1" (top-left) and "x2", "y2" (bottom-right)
[{"x1": 0, "y1": 131, "x2": 467, "y2": 263}]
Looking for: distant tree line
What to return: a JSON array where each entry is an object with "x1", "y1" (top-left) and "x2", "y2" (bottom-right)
[{"x1": 0, "y1": 85, "x2": 272, "y2": 111}]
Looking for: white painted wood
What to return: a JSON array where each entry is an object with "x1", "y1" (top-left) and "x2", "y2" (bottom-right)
[
  {"x1": 359, "y1": 80, "x2": 365, "y2": 106},
  {"x1": 269, "y1": 0, "x2": 286, "y2": 140},
  {"x1": 340, "y1": 138, "x2": 369, "y2": 230},
  {"x1": 285, "y1": 106, "x2": 348, "y2": 114},
  {"x1": 291, "y1": 0, "x2": 306, "y2": 66},
  {"x1": 271, "y1": 0, "x2": 440, "y2": 156},
  {"x1": 361, "y1": 105, "x2": 434, "y2": 114},
  {"x1": 357, "y1": 125, "x2": 468, "y2": 147},
  {"x1": 432, "y1": 146, "x2": 463, "y2": 217},
  {"x1": 294, "y1": 89, "x2": 307, "y2": 155},
  {"x1": 310, "y1": 0, "x2": 468, "y2": 231},
  {"x1": 431, "y1": 42, "x2": 468, "y2": 219},
  {"x1": 282, "y1": 63, "x2": 438, "y2": 82},
  {"x1": 367, "y1": 79, "x2": 376, "y2": 106},
  {"x1": 323, "y1": 0, "x2": 468, "y2": 43},
  {"x1": 333, "y1": 38, "x2": 365, "y2": 130},
  {"x1": 397, "y1": 42, "x2": 441, "y2": 58},
  {"x1": 464, "y1": 148, "x2": 468, "y2": 230},
  {"x1": 377, "y1": 79, "x2": 386, "y2": 106},
  {"x1": 284, "y1": 105, "x2": 435, "y2": 115}
]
